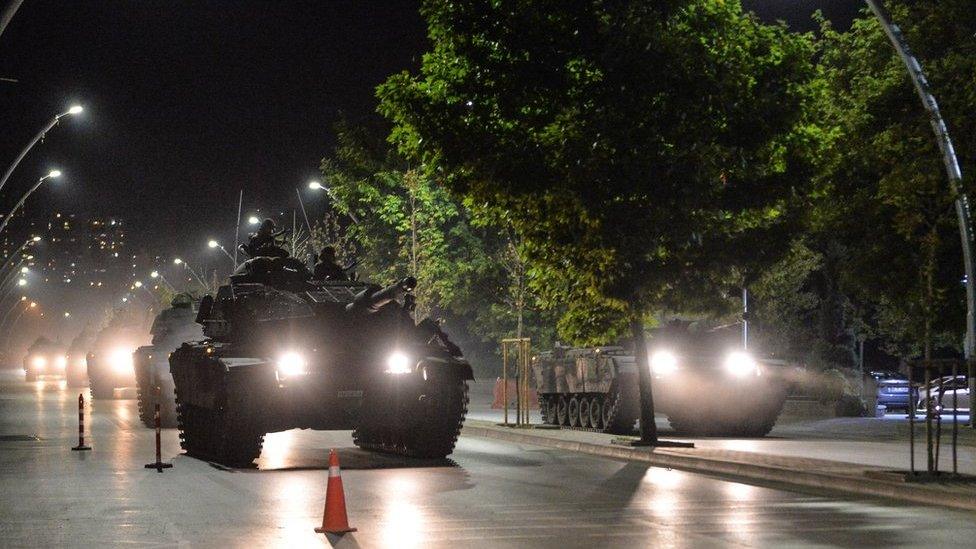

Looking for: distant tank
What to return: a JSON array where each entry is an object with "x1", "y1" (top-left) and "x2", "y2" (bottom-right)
[
  {"x1": 66, "y1": 328, "x2": 96, "y2": 387},
  {"x1": 534, "y1": 322, "x2": 789, "y2": 437},
  {"x1": 169, "y1": 256, "x2": 472, "y2": 467},
  {"x1": 23, "y1": 337, "x2": 67, "y2": 381},
  {"x1": 133, "y1": 293, "x2": 204, "y2": 428},
  {"x1": 532, "y1": 346, "x2": 640, "y2": 433},
  {"x1": 87, "y1": 317, "x2": 150, "y2": 399}
]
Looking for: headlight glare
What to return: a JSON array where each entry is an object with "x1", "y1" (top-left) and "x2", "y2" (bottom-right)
[
  {"x1": 724, "y1": 351, "x2": 759, "y2": 377},
  {"x1": 31, "y1": 356, "x2": 47, "y2": 368},
  {"x1": 55, "y1": 355, "x2": 67, "y2": 369},
  {"x1": 650, "y1": 350, "x2": 678, "y2": 375},
  {"x1": 386, "y1": 351, "x2": 412, "y2": 374},
  {"x1": 109, "y1": 348, "x2": 134, "y2": 374},
  {"x1": 277, "y1": 351, "x2": 308, "y2": 378}
]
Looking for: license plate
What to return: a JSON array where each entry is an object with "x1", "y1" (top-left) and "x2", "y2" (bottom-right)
[
  {"x1": 337, "y1": 390, "x2": 363, "y2": 398},
  {"x1": 886, "y1": 387, "x2": 908, "y2": 393}
]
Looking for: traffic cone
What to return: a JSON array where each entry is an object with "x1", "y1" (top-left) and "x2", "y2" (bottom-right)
[{"x1": 314, "y1": 449, "x2": 357, "y2": 535}]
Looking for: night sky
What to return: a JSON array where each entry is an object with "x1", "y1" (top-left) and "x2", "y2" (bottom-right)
[{"x1": 0, "y1": 0, "x2": 861, "y2": 261}]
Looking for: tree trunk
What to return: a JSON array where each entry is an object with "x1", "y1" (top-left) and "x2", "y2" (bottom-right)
[{"x1": 630, "y1": 313, "x2": 658, "y2": 443}]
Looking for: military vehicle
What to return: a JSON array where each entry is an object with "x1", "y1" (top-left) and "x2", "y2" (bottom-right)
[
  {"x1": 66, "y1": 328, "x2": 95, "y2": 387},
  {"x1": 87, "y1": 317, "x2": 150, "y2": 399},
  {"x1": 23, "y1": 337, "x2": 67, "y2": 381},
  {"x1": 532, "y1": 346, "x2": 640, "y2": 433},
  {"x1": 134, "y1": 293, "x2": 203, "y2": 428},
  {"x1": 534, "y1": 322, "x2": 789, "y2": 437},
  {"x1": 169, "y1": 256, "x2": 472, "y2": 467}
]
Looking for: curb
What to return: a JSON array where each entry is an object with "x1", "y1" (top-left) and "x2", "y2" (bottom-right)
[{"x1": 460, "y1": 423, "x2": 976, "y2": 513}]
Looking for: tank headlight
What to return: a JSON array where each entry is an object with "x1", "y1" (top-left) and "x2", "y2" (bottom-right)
[
  {"x1": 109, "y1": 348, "x2": 134, "y2": 374},
  {"x1": 386, "y1": 351, "x2": 413, "y2": 374},
  {"x1": 55, "y1": 355, "x2": 67, "y2": 369},
  {"x1": 276, "y1": 351, "x2": 308, "y2": 378},
  {"x1": 31, "y1": 356, "x2": 47, "y2": 369},
  {"x1": 724, "y1": 351, "x2": 759, "y2": 377},
  {"x1": 650, "y1": 350, "x2": 678, "y2": 375}
]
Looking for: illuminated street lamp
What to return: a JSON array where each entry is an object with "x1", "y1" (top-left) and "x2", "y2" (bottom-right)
[
  {"x1": 17, "y1": 278, "x2": 26, "y2": 286},
  {"x1": 150, "y1": 270, "x2": 175, "y2": 292},
  {"x1": 0, "y1": 105, "x2": 82, "y2": 195},
  {"x1": 248, "y1": 215, "x2": 260, "y2": 225},
  {"x1": 0, "y1": 170, "x2": 64, "y2": 238},
  {"x1": 133, "y1": 280, "x2": 143, "y2": 288},
  {"x1": 308, "y1": 179, "x2": 359, "y2": 224},
  {"x1": 207, "y1": 239, "x2": 236, "y2": 266},
  {"x1": 173, "y1": 258, "x2": 208, "y2": 290}
]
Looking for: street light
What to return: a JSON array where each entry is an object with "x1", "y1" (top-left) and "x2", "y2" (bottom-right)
[
  {"x1": 150, "y1": 270, "x2": 176, "y2": 292},
  {"x1": 133, "y1": 280, "x2": 143, "y2": 288},
  {"x1": 17, "y1": 278, "x2": 26, "y2": 286},
  {"x1": 308, "y1": 179, "x2": 359, "y2": 224},
  {"x1": 173, "y1": 258, "x2": 207, "y2": 290},
  {"x1": 0, "y1": 105, "x2": 82, "y2": 195},
  {"x1": 248, "y1": 215, "x2": 260, "y2": 225},
  {"x1": 207, "y1": 239, "x2": 236, "y2": 266},
  {"x1": 0, "y1": 169, "x2": 63, "y2": 238}
]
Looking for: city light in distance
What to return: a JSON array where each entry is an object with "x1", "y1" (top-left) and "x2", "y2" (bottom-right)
[
  {"x1": 173, "y1": 258, "x2": 183, "y2": 265},
  {"x1": 17, "y1": 279, "x2": 26, "y2": 286}
]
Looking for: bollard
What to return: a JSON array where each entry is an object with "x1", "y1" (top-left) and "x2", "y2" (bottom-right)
[
  {"x1": 71, "y1": 393, "x2": 91, "y2": 451},
  {"x1": 144, "y1": 386, "x2": 173, "y2": 472}
]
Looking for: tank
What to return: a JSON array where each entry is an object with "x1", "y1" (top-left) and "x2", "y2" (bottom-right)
[
  {"x1": 66, "y1": 328, "x2": 95, "y2": 387},
  {"x1": 134, "y1": 294, "x2": 204, "y2": 428},
  {"x1": 86, "y1": 317, "x2": 150, "y2": 399},
  {"x1": 648, "y1": 321, "x2": 789, "y2": 437},
  {"x1": 23, "y1": 337, "x2": 67, "y2": 381},
  {"x1": 534, "y1": 322, "x2": 789, "y2": 437},
  {"x1": 169, "y1": 257, "x2": 473, "y2": 467},
  {"x1": 533, "y1": 346, "x2": 640, "y2": 433}
]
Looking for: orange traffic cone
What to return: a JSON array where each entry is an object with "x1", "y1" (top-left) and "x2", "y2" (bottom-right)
[{"x1": 314, "y1": 449, "x2": 357, "y2": 535}]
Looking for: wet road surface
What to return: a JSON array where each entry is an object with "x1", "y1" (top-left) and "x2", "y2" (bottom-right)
[{"x1": 2, "y1": 370, "x2": 976, "y2": 548}]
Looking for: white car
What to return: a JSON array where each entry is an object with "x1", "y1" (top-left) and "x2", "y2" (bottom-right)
[{"x1": 918, "y1": 375, "x2": 970, "y2": 413}]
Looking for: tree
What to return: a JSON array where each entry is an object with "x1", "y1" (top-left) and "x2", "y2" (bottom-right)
[{"x1": 378, "y1": 0, "x2": 817, "y2": 442}]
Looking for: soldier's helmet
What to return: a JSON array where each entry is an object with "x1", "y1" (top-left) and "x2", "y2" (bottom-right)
[{"x1": 171, "y1": 292, "x2": 195, "y2": 308}]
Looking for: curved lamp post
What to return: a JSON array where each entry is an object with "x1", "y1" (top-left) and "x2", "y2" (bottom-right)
[
  {"x1": 149, "y1": 270, "x2": 175, "y2": 292},
  {"x1": 0, "y1": 170, "x2": 61, "y2": 237},
  {"x1": 865, "y1": 0, "x2": 976, "y2": 427},
  {"x1": 309, "y1": 180, "x2": 359, "y2": 224},
  {"x1": 208, "y1": 239, "x2": 236, "y2": 267},
  {"x1": 0, "y1": 105, "x2": 81, "y2": 195},
  {"x1": 173, "y1": 258, "x2": 208, "y2": 291}
]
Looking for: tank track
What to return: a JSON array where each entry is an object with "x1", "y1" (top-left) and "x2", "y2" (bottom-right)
[
  {"x1": 538, "y1": 382, "x2": 638, "y2": 434},
  {"x1": 353, "y1": 378, "x2": 468, "y2": 458}
]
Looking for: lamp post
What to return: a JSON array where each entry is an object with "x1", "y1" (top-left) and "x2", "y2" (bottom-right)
[
  {"x1": 173, "y1": 258, "x2": 208, "y2": 291},
  {"x1": 0, "y1": 236, "x2": 41, "y2": 274},
  {"x1": 0, "y1": 105, "x2": 81, "y2": 195},
  {"x1": 149, "y1": 270, "x2": 175, "y2": 292},
  {"x1": 865, "y1": 0, "x2": 976, "y2": 427},
  {"x1": 0, "y1": 170, "x2": 62, "y2": 237},
  {"x1": 309, "y1": 180, "x2": 359, "y2": 224},
  {"x1": 207, "y1": 239, "x2": 236, "y2": 267}
]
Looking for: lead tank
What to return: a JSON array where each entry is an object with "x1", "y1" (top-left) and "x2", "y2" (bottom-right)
[
  {"x1": 169, "y1": 256, "x2": 472, "y2": 467},
  {"x1": 134, "y1": 293, "x2": 204, "y2": 428}
]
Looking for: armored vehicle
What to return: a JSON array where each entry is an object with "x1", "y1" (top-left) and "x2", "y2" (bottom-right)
[
  {"x1": 533, "y1": 346, "x2": 640, "y2": 433},
  {"x1": 535, "y1": 322, "x2": 789, "y2": 437},
  {"x1": 23, "y1": 337, "x2": 67, "y2": 381},
  {"x1": 170, "y1": 257, "x2": 472, "y2": 467},
  {"x1": 87, "y1": 318, "x2": 150, "y2": 399},
  {"x1": 66, "y1": 328, "x2": 95, "y2": 387},
  {"x1": 134, "y1": 294, "x2": 203, "y2": 428}
]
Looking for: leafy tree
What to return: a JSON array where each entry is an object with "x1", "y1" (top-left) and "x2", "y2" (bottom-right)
[{"x1": 378, "y1": 0, "x2": 818, "y2": 439}]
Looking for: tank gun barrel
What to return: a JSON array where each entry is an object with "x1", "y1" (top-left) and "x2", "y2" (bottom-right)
[{"x1": 346, "y1": 277, "x2": 417, "y2": 313}]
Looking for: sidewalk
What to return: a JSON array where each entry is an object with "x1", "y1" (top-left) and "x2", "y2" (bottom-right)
[{"x1": 462, "y1": 395, "x2": 976, "y2": 512}]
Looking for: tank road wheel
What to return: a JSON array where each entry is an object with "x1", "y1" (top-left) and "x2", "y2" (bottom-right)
[
  {"x1": 589, "y1": 397, "x2": 604, "y2": 430},
  {"x1": 567, "y1": 397, "x2": 580, "y2": 427},
  {"x1": 171, "y1": 349, "x2": 264, "y2": 467},
  {"x1": 135, "y1": 357, "x2": 154, "y2": 428},
  {"x1": 355, "y1": 373, "x2": 469, "y2": 459},
  {"x1": 556, "y1": 396, "x2": 569, "y2": 426},
  {"x1": 158, "y1": 375, "x2": 178, "y2": 428},
  {"x1": 578, "y1": 396, "x2": 591, "y2": 428},
  {"x1": 24, "y1": 369, "x2": 37, "y2": 382},
  {"x1": 88, "y1": 374, "x2": 115, "y2": 400},
  {"x1": 539, "y1": 396, "x2": 552, "y2": 425}
]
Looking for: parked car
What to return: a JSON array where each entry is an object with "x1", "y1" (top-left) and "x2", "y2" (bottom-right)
[
  {"x1": 917, "y1": 375, "x2": 971, "y2": 414},
  {"x1": 869, "y1": 371, "x2": 916, "y2": 413}
]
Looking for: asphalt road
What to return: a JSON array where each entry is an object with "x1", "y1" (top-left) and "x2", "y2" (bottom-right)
[{"x1": 2, "y1": 370, "x2": 976, "y2": 548}]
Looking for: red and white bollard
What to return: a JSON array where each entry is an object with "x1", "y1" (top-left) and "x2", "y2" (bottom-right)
[
  {"x1": 144, "y1": 386, "x2": 172, "y2": 472},
  {"x1": 71, "y1": 393, "x2": 91, "y2": 451}
]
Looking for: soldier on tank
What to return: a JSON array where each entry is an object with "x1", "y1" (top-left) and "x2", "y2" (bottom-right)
[
  {"x1": 243, "y1": 218, "x2": 289, "y2": 258},
  {"x1": 313, "y1": 246, "x2": 348, "y2": 281}
]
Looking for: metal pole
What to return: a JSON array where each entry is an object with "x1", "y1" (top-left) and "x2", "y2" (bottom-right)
[
  {"x1": 0, "y1": 0, "x2": 24, "y2": 44},
  {"x1": 908, "y1": 361, "x2": 915, "y2": 474},
  {"x1": 0, "y1": 114, "x2": 64, "y2": 195},
  {"x1": 866, "y1": 1, "x2": 976, "y2": 428},
  {"x1": 742, "y1": 287, "x2": 748, "y2": 350},
  {"x1": 234, "y1": 190, "x2": 242, "y2": 267},
  {"x1": 0, "y1": 175, "x2": 55, "y2": 238},
  {"x1": 296, "y1": 188, "x2": 314, "y2": 236}
]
